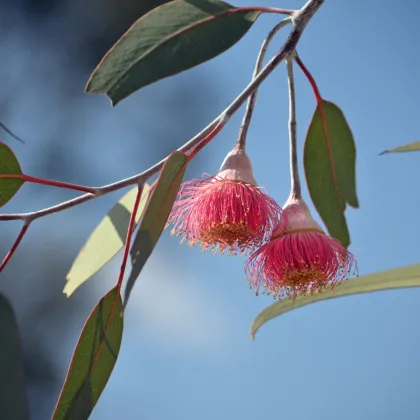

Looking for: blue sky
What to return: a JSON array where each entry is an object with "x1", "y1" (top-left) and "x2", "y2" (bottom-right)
[{"x1": 3, "y1": 0, "x2": 420, "y2": 419}]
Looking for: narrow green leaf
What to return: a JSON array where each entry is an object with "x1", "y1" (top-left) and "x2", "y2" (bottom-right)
[
  {"x1": 0, "y1": 294, "x2": 29, "y2": 420},
  {"x1": 250, "y1": 263, "x2": 420, "y2": 340},
  {"x1": 124, "y1": 151, "x2": 188, "y2": 308},
  {"x1": 0, "y1": 143, "x2": 24, "y2": 207},
  {"x1": 53, "y1": 287, "x2": 123, "y2": 420},
  {"x1": 379, "y1": 141, "x2": 420, "y2": 155},
  {"x1": 86, "y1": 0, "x2": 260, "y2": 105},
  {"x1": 304, "y1": 100, "x2": 358, "y2": 248},
  {"x1": 65, "y1": 184, "x2": 151, "y2": 297}
]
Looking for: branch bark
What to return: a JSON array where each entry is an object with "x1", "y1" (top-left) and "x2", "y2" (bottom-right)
[{"x1": 0, "y1": 0, "x2": 325, "y2": 223}]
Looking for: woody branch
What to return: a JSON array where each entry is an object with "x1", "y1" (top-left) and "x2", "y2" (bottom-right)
[{"x1": 0, "y1": 0, "x2": 324, "y2": 226}]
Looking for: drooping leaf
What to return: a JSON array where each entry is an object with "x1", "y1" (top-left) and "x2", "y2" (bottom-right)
[
  {"x1": 0, "y1": 294, "x2": 29, "y2": 420},
  {"x1": 0, "y1": 143, "x2": 24, "y2": 206},
  {"x1": 304, "y1": 100, "x2": 358, "y2": 248},
  {"x1": 86, "y1": 0, "x2": 261, "y2": 105},
  {"x1": 65, "y1": 184, "x2": 151, "y2": 297},
  {"x1": 124, "y1": 151, "x2": 188, "y2": 308},
  {"x1": 53, "y1": 287, "x2": 123, "y2": 420},
  {"x1": 379, "y1": 141, "x2": 420, "y2": 155},
  {"x1": 250, "y1": 263, "x2": 420, "y2": 340}
]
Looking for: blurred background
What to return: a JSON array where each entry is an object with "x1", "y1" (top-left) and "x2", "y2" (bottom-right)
[{"x1": 1, "y1": 0, "x2": 420, "y2": 419}]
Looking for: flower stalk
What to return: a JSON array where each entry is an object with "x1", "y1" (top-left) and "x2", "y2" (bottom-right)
[
  {"x1": 286, "y1": 57, "x2": 302, "y2": 199},
  {"x1": 237, "y1": 17, "x2": 292, "y2": 150}
]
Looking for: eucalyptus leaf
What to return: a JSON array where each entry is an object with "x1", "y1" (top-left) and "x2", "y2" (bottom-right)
[
  {"x1": 250, "y1": 264, "x2": 420, "y2": 340},
  {"x1": 65, "y1": 184, "x2": 150, "y2": 297},
  {"x1": 86, "y1": 0, "x2": 261, "y2": 104},
  {"x1": 53, "y1": 287, "x2": 123, "y2": 420},
  {"x1": 304, "y1": 100, "x2": 358, "y2": 248},
  {"x1": 124, "y1": 151, "x2": 188, "y2": 308},
  {"x1": 0, "y1": 143, "x2": 24, "y2": 207},
  {"x1": 379, "y1": 141, "x2": 420, "y2": 155},
  {"x1": 0, "y1": 294, "x2": 29, "y2": 420}
]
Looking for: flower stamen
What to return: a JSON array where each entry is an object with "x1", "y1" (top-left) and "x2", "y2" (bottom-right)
[
  {"x1": 246, "y1": 198, "x2": 356, "y2": 299},
  {"x1": 167, "y1": 148, "x2": 284, "y2": 255}
]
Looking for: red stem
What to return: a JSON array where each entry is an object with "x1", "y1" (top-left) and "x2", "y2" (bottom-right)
[
  {"x1": 88, "y1": 183, "x2": 147, "y2": 381},
  {"x1": 86, "y1": 184, "x2": 144, "y2": 375},
  {"x1": 188, "y1": 120, "x2": 225, "y2": 160},
  {"x1": 294, "y1": 55, "x2": 322, "y2": 103},
  {"x1": 0, "y1": 174, "x2": 96, "y2": 194},
  {"x1": 0, "y1": 222, "x2": 30, "y2": 272},
  {"x1": 116, "y1": 184, "x2": 144, "y2": 290}
]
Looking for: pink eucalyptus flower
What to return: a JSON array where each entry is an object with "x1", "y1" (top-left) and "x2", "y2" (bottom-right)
[
  {"x1": 246, "y1": 197, "x2": 356, "y2": 298},
  {"x1": 167, "y1": 148, "x2": 284, "y2": 255}
]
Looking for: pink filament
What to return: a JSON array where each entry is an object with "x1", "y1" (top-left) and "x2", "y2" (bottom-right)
[
  {"x1": 167, "y1": 174, "x2": 284, "y2": 255},
  {"x1": 246, "y1": 229, "x2": 356, "y2": 298}
]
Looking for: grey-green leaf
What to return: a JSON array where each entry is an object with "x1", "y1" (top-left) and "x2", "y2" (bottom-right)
[
  {"x1": 65, "y1": 184, "x2": 150, "y2": 297},
  {"x1": 53, "y1": 287, "x2": 123, "y2": 420},
  {"x1": 86, "y1": 0, "x2": 261, "y2": 105},
  {"x1": 124, "y1": 151, "x2": 188, "y2": 308},
  {"x1": 304, "y1": 100, "x2": 358, "y2": 248},
  {"x1": 0, "y1": 143, "x2": 24, "y2": 207},
  {"x1": 250, "y1": 263, "x2": 420, "y2": 340},
  {"x1": 379, "y1": 141, "x2": 420, "y2": 155},
  {"x1": 0, "y1": 294, "x2": 29, "y2": 420}
]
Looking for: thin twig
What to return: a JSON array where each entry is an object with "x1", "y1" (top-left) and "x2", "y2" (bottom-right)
[
  {"x1": 286, "y1": 57, "x2": 301, "y2": 199},
  {"x1": 188, "y1": 117, "x2": 226, "y2": 160},
  {"x1": 0, "y1": 221, "x2": 30, "y2": 272},
  {"x1": 237, "y1": 17, "x2": 293, "y2": 150},
  {"x1": 0, "y1": 0, "x2": 325, "y2": 223},
  {"x1": 0, "y1": 121, "x2": 25, "y2": 144},
  {"x1": 243, "y1": 7, "x2": 296, "y2": 16},
  {"x1": 0, "y1": 174, "x2": 97, "y2": 194}
]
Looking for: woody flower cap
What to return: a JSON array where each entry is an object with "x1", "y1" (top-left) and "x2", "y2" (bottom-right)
[
  {"x1": 246, "y1": 196, "x2": 356, "y2": 299},
  {"x1": 167, "y1": 146, "x2": 285, "y2": 255}
]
